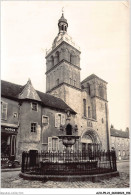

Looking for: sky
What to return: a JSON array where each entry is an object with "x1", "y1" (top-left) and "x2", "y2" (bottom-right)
[{"x1": 1, "y1": 1, "x2": 130, "y2": 131}]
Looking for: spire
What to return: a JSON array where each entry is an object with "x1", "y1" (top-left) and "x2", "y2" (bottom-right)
[{"x1": 58, "y1": 9, "x2": 68, "y2": 34}]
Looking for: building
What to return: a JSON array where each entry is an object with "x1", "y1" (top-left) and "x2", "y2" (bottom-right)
[
  {"x1": 110, "y1": 127, "x2": 129, "y2": 160},
  {"x1": 1, "y1": 12, "x2": 111, "y2": 162},
  {"x1": 1, "y1": 79, "x2": 76, "y2": 162},
  {"x1": 45, "y1": 13, "x2": 110, "y2": 152}
]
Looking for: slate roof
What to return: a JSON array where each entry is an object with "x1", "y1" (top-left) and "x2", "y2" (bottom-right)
[
  {"x1": 81, "y1": 74, "x2": 107, "y2": 84},
  {"x1": 1, "y1": 80, "x2": 76, "y2": 114},
  {"x1": 110, "y1": 128, "x2": 129, "y2": 138}
]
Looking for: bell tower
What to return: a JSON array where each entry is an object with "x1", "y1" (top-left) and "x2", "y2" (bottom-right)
[{"x1": 45, "y1": 12, "x2": 81, "y2": 101}]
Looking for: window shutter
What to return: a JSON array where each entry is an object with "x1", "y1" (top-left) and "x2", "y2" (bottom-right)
[
  {"x1": 56, "y1": 138, "x2": 59, "y2": 151},
  {"x1": 61, "y1": 114, "x2": 65, "y2": 125},
  {"x1": 48, "y1": 137, "x2": 52, "y2": 151},
  {"x1": 55, "y1": 113, "x2": 59, "y2": 127},
  {"x1": 1, "y1": 102, "x2": 7, "y2": 120}
]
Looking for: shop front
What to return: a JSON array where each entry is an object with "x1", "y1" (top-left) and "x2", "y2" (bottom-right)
[{"x1": 1, "y1": 124, "x2": 18, "y2": 165}]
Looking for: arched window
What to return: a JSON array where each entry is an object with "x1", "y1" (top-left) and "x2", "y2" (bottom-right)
[
  {"x1": 50, "y1": 56, "x2": 54, "y2": 66},
  {"x1": 83, "y1": 99, "x2": 86, "y2": 117},
  {"x1": 66, "y1": 124, "x2": 72, "y2": 135},
  {"x1": 55, "y1": 51, "x2": 59, "y2": 64},
  {"x1": 70, "y1": 51, "x2": 75, "y2": 64},
  {"x1": 62, "y1": 25, "x2": 64, "y2": 31},
  {"x1": 87, "y1": 83, "x2": 90, "y2": 95},
  {"x1": 65, "y1": 26, "x2": 67, "y2": 31},
  {"x1": 99, "y1": 85, "x2": 104, "y2": 98},
  {"x1": 88, "y1": 106, "x2": 91, "y2": 118},
  {"x1": 69, "y1": 78, "x2": 72, "y2": 85}
]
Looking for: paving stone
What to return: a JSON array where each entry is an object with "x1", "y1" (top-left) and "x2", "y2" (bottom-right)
[{"x1": 1, "y1": 162, "x2": 130, "y2": 188}]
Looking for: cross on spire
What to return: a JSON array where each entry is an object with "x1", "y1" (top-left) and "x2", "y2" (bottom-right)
[{"x1": 62, "y1": 7, "x2": 64, "y2": 14}]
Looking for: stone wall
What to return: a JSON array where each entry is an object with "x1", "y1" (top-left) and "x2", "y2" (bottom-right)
[{"x1": 1, "y1": 97, "x2": 19, "y2": 125}]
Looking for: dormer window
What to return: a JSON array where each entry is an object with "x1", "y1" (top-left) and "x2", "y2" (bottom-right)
[{"x1": 31, "y1": 102, "x2": 38, "y2": 111}]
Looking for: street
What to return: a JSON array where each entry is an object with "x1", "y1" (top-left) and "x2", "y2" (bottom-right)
[{"x1": 1, "y1": 161, "x2": 130, "y2": 188}]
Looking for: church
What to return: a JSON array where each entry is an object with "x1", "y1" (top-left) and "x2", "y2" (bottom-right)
[{"x1": 1, "y1": 13, "x2": 110, "y2": 163}]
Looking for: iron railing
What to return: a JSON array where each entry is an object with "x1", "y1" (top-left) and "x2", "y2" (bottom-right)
[{"x1": 21, "y1": 150, "x2": 117, "y2": 175}]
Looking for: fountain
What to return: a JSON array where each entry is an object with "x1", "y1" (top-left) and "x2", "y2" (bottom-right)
[
  {"x1": 19, "y1": 109, "x2": 119, "y2": 181},
  {"x1": 58, "y1": 109, "x2": 79, "y2": 153}
]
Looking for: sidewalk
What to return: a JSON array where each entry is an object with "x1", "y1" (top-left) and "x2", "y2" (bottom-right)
[
  {"x1": 117, "y1": 160, "x2": 129, "y2": 163},
  {"x1": 1, "y1": 167, "x2": 21, "y2": 172}
]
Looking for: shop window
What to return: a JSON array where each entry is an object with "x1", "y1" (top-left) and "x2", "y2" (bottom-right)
[
  {"x1": 83, "y1": 99, "x2": 86, "y2": 117},
  {"x1": 55, "y1": 113, "x2": 65, "y2": 128},
  {"x1": 31, "y1": 123, "x2": 37, "y2": 132},
  {"x1": 31, "y1": 102, "x2": 38, "y2": 111},
  {"x1": 1, "y1": 101, "x2": 8, "y2": 120},
  {"x1": 42, "y1": 115, "x2": 49, "y2": 125}
]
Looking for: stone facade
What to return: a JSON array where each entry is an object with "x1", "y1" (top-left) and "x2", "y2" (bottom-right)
[
  {"x1": 45, "y1": 13, "x2": 110, "y2": 151},
  {"x1": 1, "y1": 80, "x2": 76, "y2": 162},
  {"x1": 110, "y1": 128, "x2": 129, "y2": 160},
  {"x1": 2, "y1": 12, "x2": 127, "y2": 164}
]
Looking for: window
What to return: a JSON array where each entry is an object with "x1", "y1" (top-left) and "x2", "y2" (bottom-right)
[
  {"x1": 66, "y1": 124, "x2": 72, "y2": 135},
  {"x1": 1, "y1": 101, "x2": 8, "y2": 120},
  {"x1": 88, "y1": 106, "x2": 91, "y2": 118},
  {"x1": 99, "y1": 85, "x2": 104, "y2": 98},
  {"x1": 31, "y1": 123, "x2": 37, "y2": 132},
  {"x1": 42, "y1": 115, "x2": 49, "y2": 125},
  {"x1": 83, "y1": 99, "x2": 86, "y2": 117},
  {"x1": 56, "y1": 79, "x2": 59, "y2": 85},
  {"x1": 74, "y1": 80, "x2": 76, "y2": 87},
  {"x1": 52, "y1": 137, "x2": 59, "y2": 151},
  {"x1": 70, "y1": 78, "x2": 72, "y2": 85},
  {"x1": 55, "y1": 113, "x2": 65, "y2": 128},
  {"x1": 31, "y1": 102, "x2": 38, "y2": 111},
  {"x1": 55, "y1": 51, "x2": 59, "y2": 64},
  {"x1": 50, "y1": 56, "x2": 54, "y2": 66},
  {"x1": 101, "y1": 118, "x2": 104, "y2": 123},
  {"x1": 87, "y1": 83, "x2": 90, "y2": 95},
  {"x1": 13, "y1": 112, "x2": 18, "y2": 118},
  {"x1": 118, "y1": 150, "x2": 121, "y2": 156},
  {"x1": 123, "y1": 150, "x2": 125, "y2": 157},
  {"x1": 48, "y1": 137, "x2": 59, "y2": 151}
]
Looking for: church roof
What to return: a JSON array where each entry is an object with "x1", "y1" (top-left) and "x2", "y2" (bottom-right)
[
  {"x1": 110, "y1": 128, "x2": 129, "y2": 138},
  {"x1": 1, "y1": 80, "x2": 76, "y2": 114},
  {"x1": 81, "y1": 74, "x2": 108, "y2": 84}
]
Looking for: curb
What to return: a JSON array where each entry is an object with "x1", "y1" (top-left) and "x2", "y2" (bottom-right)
[
  {"x1": 19, "y1": 171, "x2": 119, "y2": 182},
  {"x1": 117, "y1": 160, "x2": 129, "y2": 163},
  {"x1": 1, "y1": 168, "x2": 21, "y2": 172}
]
